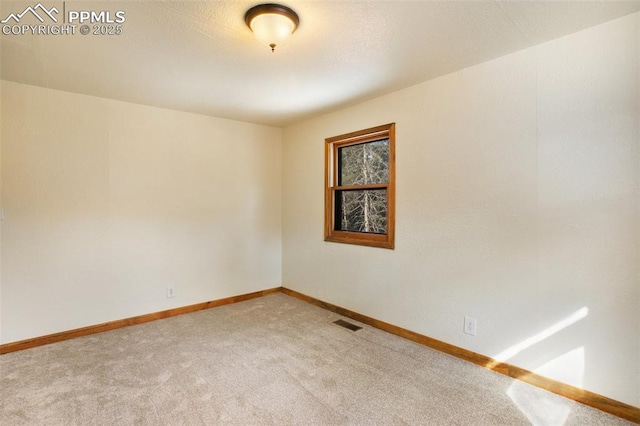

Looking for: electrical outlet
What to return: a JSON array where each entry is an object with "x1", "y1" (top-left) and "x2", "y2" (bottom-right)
[
  {"x1": 464, "y1": 316, "x2": 477, "y2": 336},
  {"x1": 167, "y1": 286, "x2": 175, "y2": 298}
]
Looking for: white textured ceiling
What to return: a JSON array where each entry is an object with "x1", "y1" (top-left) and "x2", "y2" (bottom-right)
[{"x1": 2, "y1": 0, "x2": 639, "y2": 127}]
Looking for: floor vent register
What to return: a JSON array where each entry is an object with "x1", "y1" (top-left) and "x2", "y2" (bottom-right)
[{"x1": 333, "y1": 319, "x2": 363, "y2": 332}]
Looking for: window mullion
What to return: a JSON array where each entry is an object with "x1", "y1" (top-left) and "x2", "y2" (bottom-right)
[{"x1": 332, "y1": 183, "x2": 388, "y2": 191}]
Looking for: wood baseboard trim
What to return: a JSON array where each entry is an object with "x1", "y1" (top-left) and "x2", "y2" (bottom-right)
[
  {"x1": 280, "y1": 287, "x2": 640, "y2": 424},
  {"x1": 0, "y1": 287, "x2": 281, "y2": 355}
]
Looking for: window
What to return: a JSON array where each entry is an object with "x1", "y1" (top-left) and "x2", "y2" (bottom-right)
[{"x1": 324, "y1": 123, "x2": 395, "y2": 249}]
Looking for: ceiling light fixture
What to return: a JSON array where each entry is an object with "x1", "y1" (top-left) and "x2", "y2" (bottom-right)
[{"x1": 244, "y1": 3, "x2": 299, "y2": 53}]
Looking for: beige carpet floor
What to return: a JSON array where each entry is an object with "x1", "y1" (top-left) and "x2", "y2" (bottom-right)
[{"x1": 0, "y1": 293, "x2": 632, "y2": 425}]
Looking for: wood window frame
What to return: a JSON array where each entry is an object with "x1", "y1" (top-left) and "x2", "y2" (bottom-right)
[{"x1": 324, "y1": 123, "x2": 396, "y2": 249}]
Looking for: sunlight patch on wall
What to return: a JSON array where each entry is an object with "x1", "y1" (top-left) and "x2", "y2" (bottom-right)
[
  {"x1": 507, "y1": 347, "x2": 586, "y2": 424},
  {"x1": 492, "y1": 307, "x2": 589, "y2": 363},
  {"x1": 535, "y1": 346, "x2": 585, "y2": 388},
  {"x1": 496, "y1": 308, "x2": 590, "y2": 424}
]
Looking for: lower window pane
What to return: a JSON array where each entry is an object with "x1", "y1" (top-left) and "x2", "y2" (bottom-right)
[{"x1": 335, "y1": 189, "x2": 387, "y2": 234}]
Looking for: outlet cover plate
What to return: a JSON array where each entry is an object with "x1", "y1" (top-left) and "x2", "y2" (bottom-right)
[{"x1": 464, "y1": 316, "x2": 477, "y2": 336}]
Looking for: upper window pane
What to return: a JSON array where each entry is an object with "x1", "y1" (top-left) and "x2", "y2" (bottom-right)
[{"x1": 337, "y1": 139, "x2": 389, "y2": 186}]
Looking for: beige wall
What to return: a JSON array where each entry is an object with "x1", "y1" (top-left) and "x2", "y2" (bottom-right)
[
  {"x1": 282, "y1": 13, "x2": 639, "y2": 406},
  {"x1": 0, "y1": 81, "x2": 282, "y2": 343}
]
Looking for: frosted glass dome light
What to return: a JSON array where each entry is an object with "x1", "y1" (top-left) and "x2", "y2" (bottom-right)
[{"x1": 245, "y1": 4, "x2": 299, "y2": 53}]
